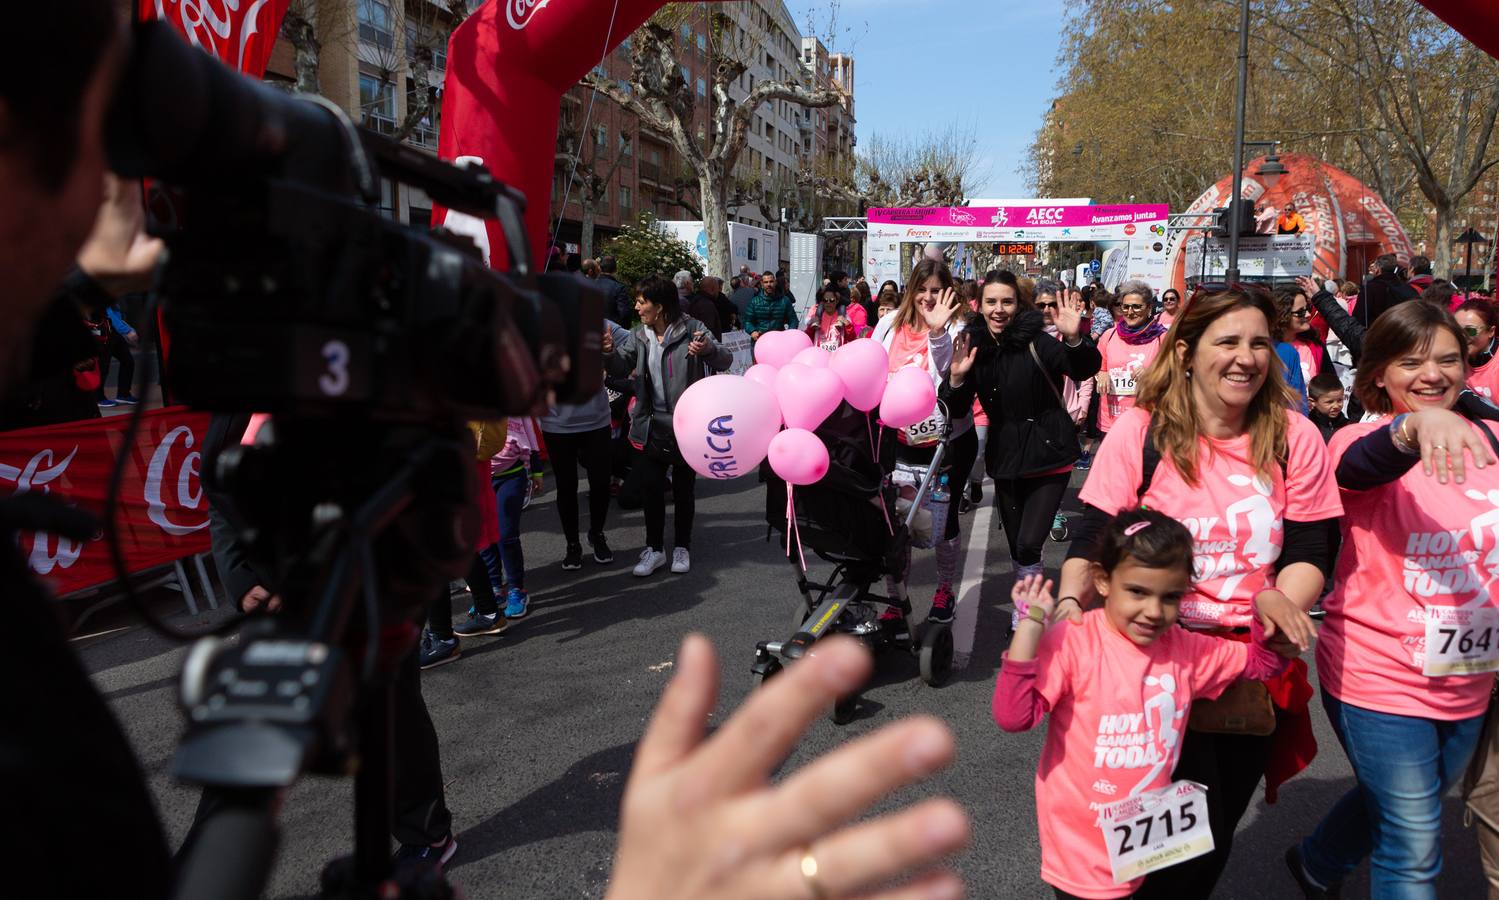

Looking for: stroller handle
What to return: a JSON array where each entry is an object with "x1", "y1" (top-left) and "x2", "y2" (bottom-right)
[{"x1": 903, "y1": 399, "x2": 953, "y2": 532}]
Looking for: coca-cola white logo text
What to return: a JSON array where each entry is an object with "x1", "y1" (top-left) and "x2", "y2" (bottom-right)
[
  {"x1": 0, "y1": 447, "x2": 82, "y2": 574},
  {"x1": 507, "y1": 0, "x2": 551, "y2": 30},
  {"x1": 154, "y1": 0, "x2": 275, "y2": 72},
  {"x1": 144, "y1": 426, "x2": 208, "y2": 536}
]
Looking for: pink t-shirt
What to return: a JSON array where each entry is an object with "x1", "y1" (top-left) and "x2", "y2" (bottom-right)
[
  {"x1": 1096, "y1": 330, "x2": 1165, "y2": 433},
  {"x1": 1317, "y1": 419, "x2": 1499, "y2": 720},
  {"x1": 996, "y1": 611, "x2": 1255, "y2": 898},
  {"x1": 1469, "y1": 357, "x2": 1499, "y2": 401},
  {"x1": 1289, "y1": 340, "x2": 1318, "y2": 385},
  {"x1": 1079, "y1": 407, "x2": 1343, "y2": 629}
]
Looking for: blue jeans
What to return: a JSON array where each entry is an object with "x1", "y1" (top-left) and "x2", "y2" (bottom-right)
[
  {"x1": 480, "y1": 468, "x2": 526, "y2": 591},
  {"x1": 1300, "y1": 689, "x2": 1484, "y2": 898}
]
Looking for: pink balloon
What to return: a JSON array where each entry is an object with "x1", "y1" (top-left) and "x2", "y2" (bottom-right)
[
  {"x1": 879, "y1": 366, "x2": 937, "y2": 429},
  {"x1": 754, "y1": 329, "x2": 813, "y2": 368},
  {"x1": 774, "y1": 364, "x2": 845, "y2": 432},
  {"x1": 767, "y1": 428, "x2": 830, "y2": 486},
  {"x1": 744, "y1": 364, "x2": 779, "y2": 387},
  {"x1": 672, "y1": 375, "x2": 782, "y2": 480},
  {"x1": 792, "y1": 346, "x2": 831, "y2": 368},
  {"x1": 830, "y1": 338, "x2": 891, "y2": 411}
]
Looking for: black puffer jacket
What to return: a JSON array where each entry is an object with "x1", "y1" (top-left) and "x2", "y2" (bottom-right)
[{"x1": 942, "y1": 309, "x2": 1101, "y2": 479}]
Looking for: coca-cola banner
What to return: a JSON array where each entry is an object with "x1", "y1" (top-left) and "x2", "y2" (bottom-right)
[
  {"x1": 1, "y1": 408, "x2": 213, "y2": 595},
  {"x1": 140, "y1": 0, "x2": 291, "y2": 76}
]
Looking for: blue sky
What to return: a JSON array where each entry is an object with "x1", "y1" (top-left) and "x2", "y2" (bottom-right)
[{"x1": 784, "y1": 0, "x2": 1069, "y2": 198}]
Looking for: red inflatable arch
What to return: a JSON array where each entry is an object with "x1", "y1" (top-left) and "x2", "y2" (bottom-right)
[
  {"x1": 1167, "y1": 153, "x2": 1414, "y2": 292},
  {"x1": 435, "y1": 0, "x2": 671, "y2": 270}
]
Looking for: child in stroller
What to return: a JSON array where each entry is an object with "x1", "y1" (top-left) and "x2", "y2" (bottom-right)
[{"x1": 756, "y1": 400, "x2": 956, "y2": 724}]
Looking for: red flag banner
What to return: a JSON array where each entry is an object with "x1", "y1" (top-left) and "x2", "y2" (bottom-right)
[
  {"x1": 1, "y1": 408, "x2": 214, "y2": 595},
  {"x1": 140, "y1": 0, "x2": 291, "y2": 77}
]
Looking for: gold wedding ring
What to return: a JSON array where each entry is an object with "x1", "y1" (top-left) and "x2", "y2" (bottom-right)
[{"x1": 800, "y1": 848, "x2": 830, "y2": 900}]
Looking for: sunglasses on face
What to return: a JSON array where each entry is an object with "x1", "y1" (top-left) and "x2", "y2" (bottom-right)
[
  {"x1": 1465, "y1": 325, "x2": 1488, "y2": 337},
  {"x1": 1036, "y1": 301, "x2": 1058, "y2": 310},
  {"x1": 1292, "y1": 308, "x2": 1312, "y2": 318},
  {"x1": 1120, "y1": 304, "x2": 1147, "y2": 312}
]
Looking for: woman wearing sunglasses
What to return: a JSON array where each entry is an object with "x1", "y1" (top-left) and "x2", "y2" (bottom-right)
[
  {"x1": 1276, "y1": 286, "x2": 1336, "y2": 414},
  {"x1": 1094, "y1": 280, "x2": 1167, "y2": 437},
  {"x1": 1159, "y1": 287, "x2": 1183, "y2": 326},
  {"x1": 1455, "y1": 299, "x2": 1499, "y2": 401}
]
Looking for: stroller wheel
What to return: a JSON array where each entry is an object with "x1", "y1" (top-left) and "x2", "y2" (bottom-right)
[
  {"x1": 919, "y1": 622, "x2": 954, "y2": 687},
  {"x1": 832, "y1": 693, "x2": 859, "y2": 725}
]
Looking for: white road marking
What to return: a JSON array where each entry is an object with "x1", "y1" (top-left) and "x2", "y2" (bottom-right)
[{"x1": 952, "y1": 496, "x2": 994, "y2": 669}]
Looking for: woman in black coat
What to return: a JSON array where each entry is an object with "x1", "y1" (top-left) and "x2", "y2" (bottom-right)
[{"x1": 943, "y1": 270, "x2": 1100, "y2": 628}]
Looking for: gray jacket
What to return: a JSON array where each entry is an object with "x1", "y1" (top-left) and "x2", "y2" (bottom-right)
[{"x1": 606, "y1": 315, "x2": 732, "y2": 448}]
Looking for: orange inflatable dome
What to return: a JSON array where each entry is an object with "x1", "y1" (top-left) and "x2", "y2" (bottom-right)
[{"x1": 1167, "y1": 153, "x2": 1415, "y2": 291}]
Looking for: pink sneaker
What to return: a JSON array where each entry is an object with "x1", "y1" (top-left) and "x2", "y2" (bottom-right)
[{"x1": 928, "y1": 584, "x2": 956, "y2": 624}]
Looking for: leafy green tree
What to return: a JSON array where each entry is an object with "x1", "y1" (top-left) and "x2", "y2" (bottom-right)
[{"x1": 599, "y1": 213, "x2": 705, "y2": 287}]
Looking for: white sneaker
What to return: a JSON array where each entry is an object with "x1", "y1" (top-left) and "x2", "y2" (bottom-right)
[
  {"x1": 633, "y1": 548, "x2": 667, "y2": 577},
  {"x1": 670, "y1": 547, "x2": 691, "y2": 573}
]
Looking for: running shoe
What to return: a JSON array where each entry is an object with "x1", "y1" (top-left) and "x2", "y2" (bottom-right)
[
  {"x1": 418, "y1": 631, "x2": 460, "y2": 669},
  {"x1": 590, "y1": 532, "x2": 614, "y2": 564},
  {"x1": 670, "y1": 547, "x2": 691, "y2": 573},
  {"x1": 1283, "y1": 845, "x2": 1340, "y2": 898},
  {"x1": 97, "y1": 398, "x2": 119, "y2": 408},
  {"x1": 562, "y1": 543, "x2": 584, "y2": 571},
  {"x1": 502, "y1": 587, "x2": 529, "y2": 619},
  {"x1": 633, "y1": 548, "x2": 666, "y2": 577},
  {"x1": 393, "y1": 833, "x2": 458, "y2": 870},
  {"x1": 958, "y1": 496, "x2": 972, "y2": 515},
  {"x1": 1074, "y1": 451, "x2": 1092, "y2": 470},
  {"x1": 453, "y1": 610, "x2": 507, "y2": 637},
  {"x1": 878, "y1": 605, "x2": 908, "y2": 640},
  {"x1": 928, "y1": 584, "x2": 956, "y2": 624},
  {"x1": 1050, "y1": 512, "x2": 1069, "y2": 542},
  {"x1": 116, "y1": 394, "x2": 140, "y2": 405}
]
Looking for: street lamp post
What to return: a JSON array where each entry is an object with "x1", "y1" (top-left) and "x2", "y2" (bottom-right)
[
  {"x1": 1455, "y1": 226, "x2": 1490, "y2": 291},
  {"x1": 1226, "y1": 0, "x2": 1251, "y2": 284},
  {"x1": 1223, "y1": 0, "x2": 1290, "y2": 284}
]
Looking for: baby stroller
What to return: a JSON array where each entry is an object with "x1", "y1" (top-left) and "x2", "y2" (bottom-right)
[{"x1": 754, "y1": 401, "x2": 955, "y2": 724}]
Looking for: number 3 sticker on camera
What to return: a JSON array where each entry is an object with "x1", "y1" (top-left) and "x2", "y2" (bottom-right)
[
  {"x1": 1098, "y1": 780, "x2": 1213, "y2": 884},
  {"x1": 1423, "y1": 606, "x2": 1499, "y2": 677}
]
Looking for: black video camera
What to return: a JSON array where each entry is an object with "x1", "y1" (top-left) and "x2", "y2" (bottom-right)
[{"x1": 107, "y1": 20, "x2": 603, "y2": 424}]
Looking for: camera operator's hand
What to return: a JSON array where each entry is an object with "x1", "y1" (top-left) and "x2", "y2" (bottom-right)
[
  {"x1": 240, "y1": 585, "x2": 282, "y2": 614},
  {"x1": 605, "y1": 634, "x2": 968, "y2": 900},
  {"x1": 76, "y1": 173, "x2": 164, "y2": 298}
]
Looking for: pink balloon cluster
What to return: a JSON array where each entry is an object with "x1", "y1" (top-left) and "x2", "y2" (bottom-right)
[{"x1": 671, "y1": 335, "x2": 939, "y2": 486}]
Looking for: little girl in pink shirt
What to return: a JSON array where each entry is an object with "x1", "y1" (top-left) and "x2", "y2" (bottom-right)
[{"x1": 994, "y1": 509, "x2": 1311, "y2": 899}]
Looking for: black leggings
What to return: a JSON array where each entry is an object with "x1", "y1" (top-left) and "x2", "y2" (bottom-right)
[
  {"x1": 943, "y1": 426, "x2": 979, "y2": 541},
  {"x1": 993, "y1": 471, "x2": 1071, "y2": 567},
  {"x1": 542, "y1": 426, "x2": 612, "y2": 545},
  {"x1": 636, "y1": 443, "x2": 696, "y2": 551},
  {"x1": 99, "y1": 333, "x2": 135, "y2": 399},
  {"x1": 1132, "y1": 724, "x2": 1274, "y2": 898},
  {"x1": 427, "y1": 555, "x2": 500, "y2": 639}
]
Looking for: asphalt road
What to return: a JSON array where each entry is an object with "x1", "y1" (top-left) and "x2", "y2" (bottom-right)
[{"x1": 81, "y1": 469, "x2": 1488, "y2": 898}]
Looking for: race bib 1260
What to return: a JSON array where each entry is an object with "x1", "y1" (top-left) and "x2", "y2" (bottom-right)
[
  {"x1": 1423, "y1": 606, "x2": 1499, "y2": 677},
  {"x1": 1098, "y1": 780, "x2": 1214, "y2": 884}
]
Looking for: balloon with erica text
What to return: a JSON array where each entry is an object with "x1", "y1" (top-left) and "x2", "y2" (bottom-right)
[
  {"x1": 829, "y1": 338, "x2": 890, "y2": 411},
  {"x1": 792, "y1": 346, "x2": 831, "y2": 368},
  {"x1": 768, "y1": 428, "x2": 830, "y2": 485},
  {"x1": 744, "y1": 364, "x2": 779, "y2": 388},
  {"x1": 754, "y1": 329, "x2": 812, "y2": 368},
  {"x1": 879, "y1": 366, "x2": 937, "y2": 429},
  {"x1": 774, "y1": 363, "x2": 845, "y2": 432},
  {"x1": 672, "y1": 375, "x2": 782, "y2": 480}
]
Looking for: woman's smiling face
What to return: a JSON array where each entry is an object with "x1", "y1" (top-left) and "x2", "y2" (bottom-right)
[{"x1": 980, "y1": 282, "x2": 1019, "y2": 335}]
